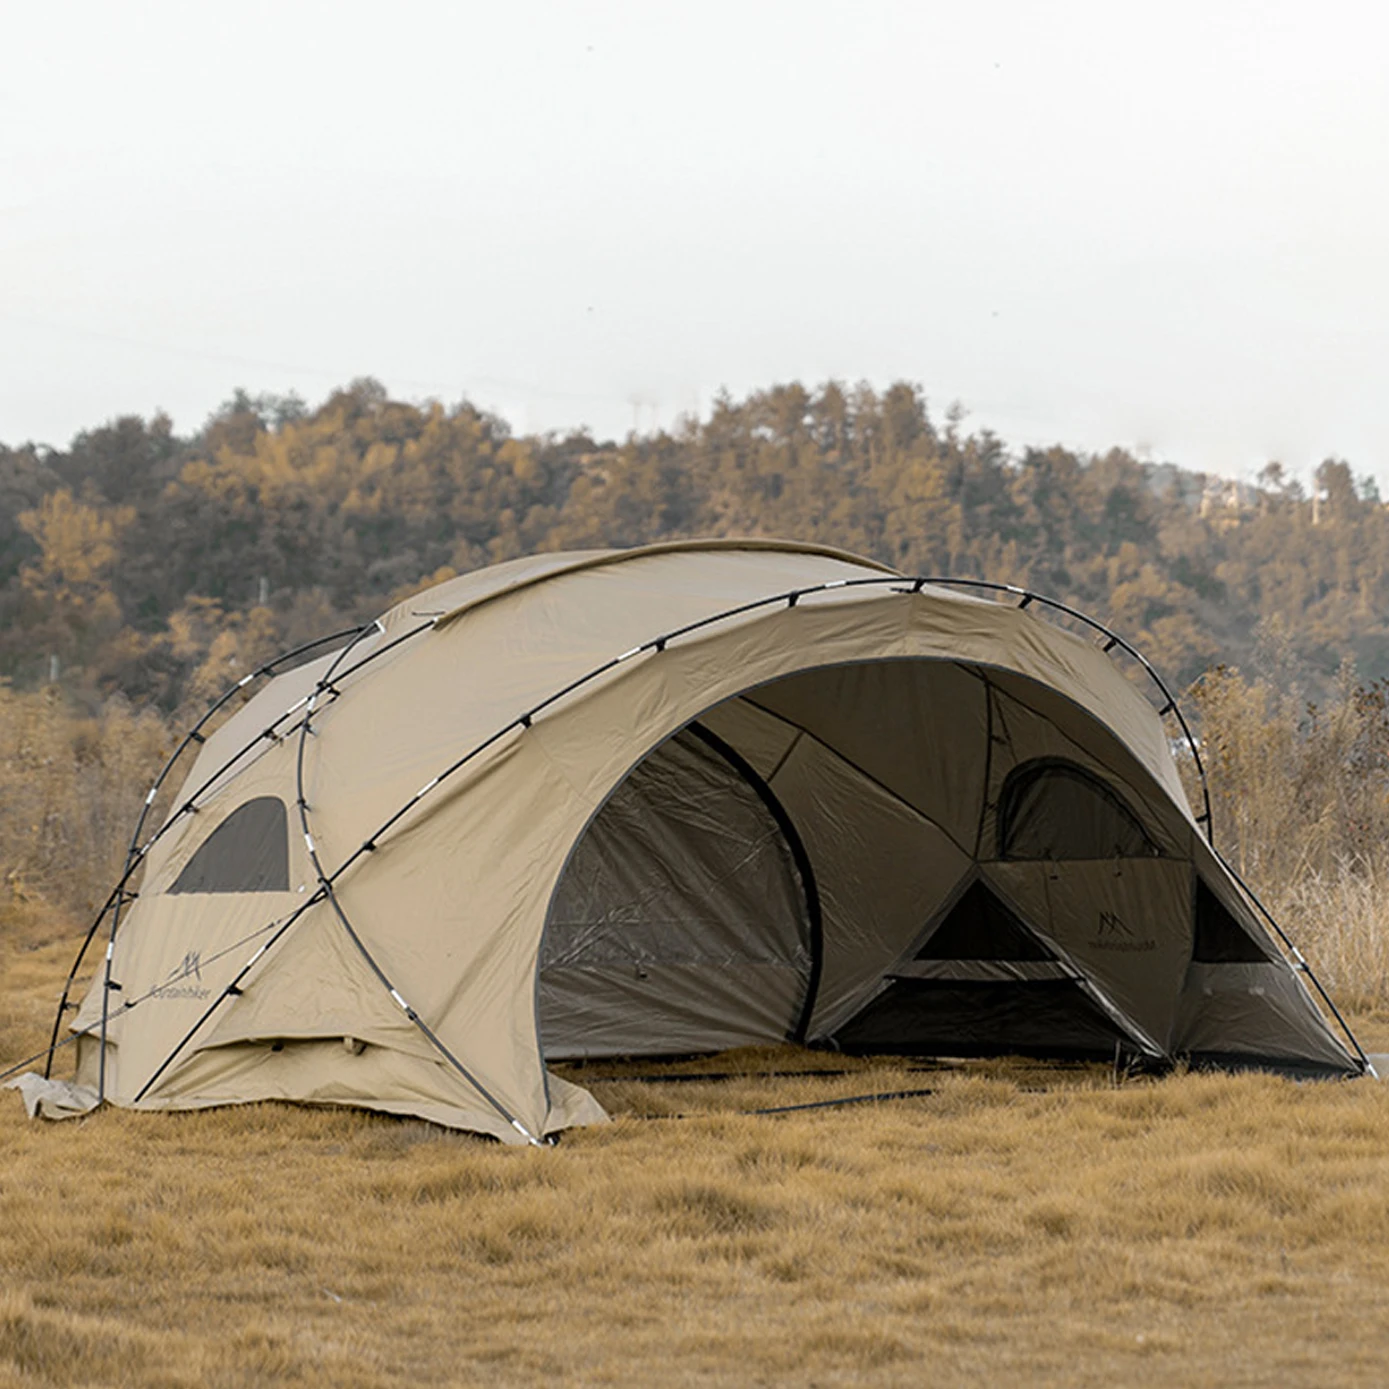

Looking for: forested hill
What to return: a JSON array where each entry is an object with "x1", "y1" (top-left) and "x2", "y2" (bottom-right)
[{"x1": 2, "y1": 377, "x2": 1385, "y2": 715}]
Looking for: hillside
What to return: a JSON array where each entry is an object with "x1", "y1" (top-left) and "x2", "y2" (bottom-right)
[{"x1": 3, "y1": 378, "x2": 1387, "y2": 717}]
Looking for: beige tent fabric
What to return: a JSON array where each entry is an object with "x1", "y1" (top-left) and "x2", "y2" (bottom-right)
[
  {"x1": 43, "y1": 539, "x2": 1357, "y2": 1141},
  {"x1": 5, "y1": 1074, "x2": 98, "y2": 1120}
]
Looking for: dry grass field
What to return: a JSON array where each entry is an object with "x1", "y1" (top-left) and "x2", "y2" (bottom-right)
[{"x1": 5, "y1": 918, "x2": 1389, "y2": 1388}]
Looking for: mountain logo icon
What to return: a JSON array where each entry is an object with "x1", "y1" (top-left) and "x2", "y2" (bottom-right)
[{"x1": 1097, "y1": 910, "x2": 1134, "y2": 938}]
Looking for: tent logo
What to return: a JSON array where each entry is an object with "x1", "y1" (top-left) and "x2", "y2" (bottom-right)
[
  {"x1": 1093, "y1": 911, "x2": 1156, "y2": 953},
  {"x1": 1097, "y1": 911, "x2": 1133, "y2": 938},
  {"x1": 152, "y1": 951, "x2": 211, "y2": 1001},
  {"x1": 173, "y1": 951, "x2": 203, "y2": 983}
]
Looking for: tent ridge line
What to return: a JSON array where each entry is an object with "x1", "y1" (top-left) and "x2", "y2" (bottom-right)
[{"x1": 423, "y1": 537, "x2": 900, "y2": 633}]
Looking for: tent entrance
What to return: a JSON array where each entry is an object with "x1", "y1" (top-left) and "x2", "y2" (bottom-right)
[
  {"x1": 833, "y1": 879, "x2": 1133, "y2": 1058},
  {"x1": 538, "y1": 723, "x2": 818, "y2": 1060}
]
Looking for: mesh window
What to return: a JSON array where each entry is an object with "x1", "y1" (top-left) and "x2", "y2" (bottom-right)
[
  {"x1": 997, "y1": 758, "x2": 1160, "y2": 860},
  {"x1": 1192, "y1": 879, "x2": 1271, "y2": 962},
  {"x1": 168, "y1": 797, "x2": 290, "y2": 894},
  {"x1": 916, "y1": 881, "x2": 1055, "y2": 961},
  {"x1": 539, "y1": 725, "x2": 813, "y2": 1058}
]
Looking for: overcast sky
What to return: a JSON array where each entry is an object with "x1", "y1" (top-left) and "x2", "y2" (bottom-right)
[{"x1": 3, "y1": 0, "x2": 1387, "y2": 481}]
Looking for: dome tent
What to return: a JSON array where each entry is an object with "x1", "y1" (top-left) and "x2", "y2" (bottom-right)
[{"x1": 13, "y1": 540, "x2": 1366, "y2": 1141}]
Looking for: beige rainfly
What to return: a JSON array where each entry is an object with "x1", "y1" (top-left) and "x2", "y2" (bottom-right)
[{"x1": 12, "y1": 541, "x2": 1365, "y2": 1141}]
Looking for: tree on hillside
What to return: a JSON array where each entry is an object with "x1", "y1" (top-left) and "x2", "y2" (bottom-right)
[{"x1": 2, "y1": 379, "x2": 1386, "y2": 709}]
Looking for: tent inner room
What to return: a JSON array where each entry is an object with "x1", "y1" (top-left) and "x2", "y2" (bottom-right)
[{"x1": 538, "y1": 657, "x2": 1299, "y2": 1069}]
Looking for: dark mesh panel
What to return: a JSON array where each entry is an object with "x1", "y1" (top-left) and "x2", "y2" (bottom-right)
[
  {"x1": 1193, "y1": 879, "x2": 1271, "y2": 962},
  {"x1": 539, "y1": 726, "x2": 812, "y2": 1058},
  {"x1": 916, "y1": 881, "x2": 1054, "y2": 962},
  {"x1": 832, "y1": 979, "x2": 1129, "y2": 1058},
  {"x1": 997, "y1": 758, "x2": 1160, "y2": 860},
  {"x1": 169, "y1": 797, "x2": 290, "y2": 894}
]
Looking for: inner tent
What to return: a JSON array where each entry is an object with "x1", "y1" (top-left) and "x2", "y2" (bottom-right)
[{"x1": 538, "y1": 658, "x2": 1313, "y2": 1070}]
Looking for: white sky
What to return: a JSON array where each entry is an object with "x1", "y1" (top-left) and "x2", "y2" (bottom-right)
[{"x1": 3, "y1": 0, "x2": 1387, "y2": 481}]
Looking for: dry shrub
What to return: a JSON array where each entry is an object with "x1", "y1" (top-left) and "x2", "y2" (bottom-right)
[
  {"x1": 0, "y1": 689, "x2": 171, "y2": 1075},
  {"x1": 1277, "y1": 866, "x2": 1389, "y2": 1012},
  {"x1": 0, "y1": 686, "x2": 170, "y2": 924}
]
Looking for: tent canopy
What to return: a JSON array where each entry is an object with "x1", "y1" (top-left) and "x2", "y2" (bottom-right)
[{"x1": 28, "y1": 541, "x2": 1362, "y2": 1141}]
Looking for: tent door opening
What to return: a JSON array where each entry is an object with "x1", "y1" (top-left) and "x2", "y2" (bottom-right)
[
  {"x1": 832, "y1": 878, "x2": 1135, "y2": 1059},
  {"x1": 538, "y1": 723, "x2": 818, "y2": 1060}
]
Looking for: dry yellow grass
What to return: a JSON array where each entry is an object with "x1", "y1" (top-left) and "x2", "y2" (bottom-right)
[{"x1": 5, "y1": 927, "x2": 1389, "y2": 1387}]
